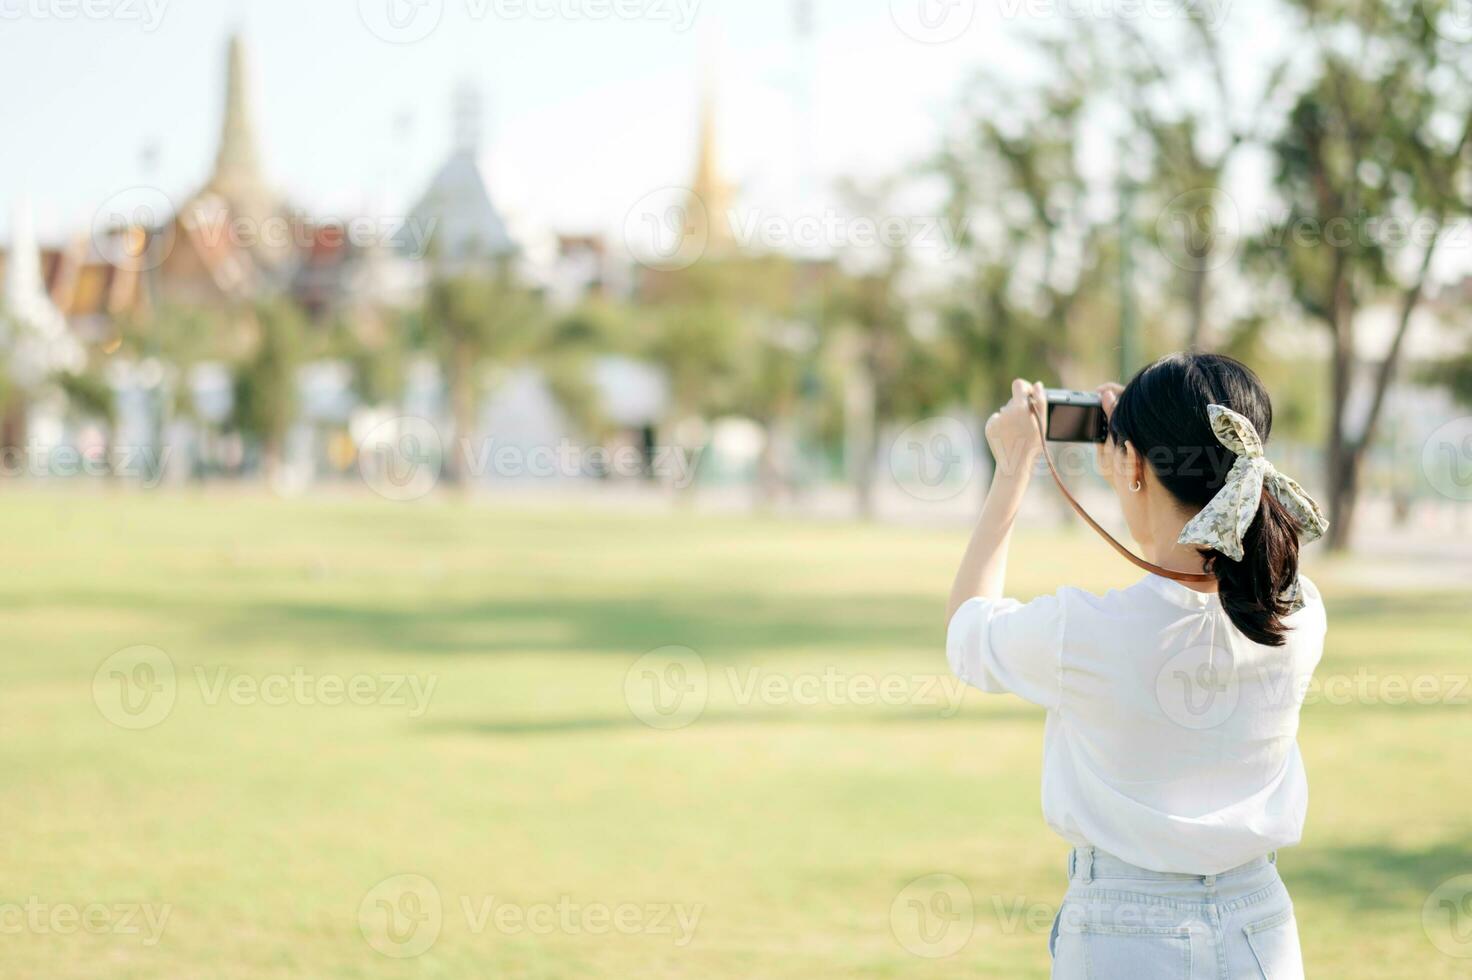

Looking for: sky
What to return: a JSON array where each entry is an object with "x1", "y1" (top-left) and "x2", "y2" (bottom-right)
[
  {"x1": 0, "y1": 0, "x2": 1328, "y2": 266},
  {"x1": 0, "y1": 0, "x2": 1039, "y2": 246}
]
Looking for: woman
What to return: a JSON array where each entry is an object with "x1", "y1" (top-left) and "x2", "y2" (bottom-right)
[{"x1": 946, "y1": 353, "x2": 1327, "y2": 979}]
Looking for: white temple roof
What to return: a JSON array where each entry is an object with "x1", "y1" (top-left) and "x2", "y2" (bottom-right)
[
  {"x1": 1, "y1": 199, "x2": 83, "y2": 387},
  {"x1": 404, "y1": 149, "x2": 518, "y2": 264}
]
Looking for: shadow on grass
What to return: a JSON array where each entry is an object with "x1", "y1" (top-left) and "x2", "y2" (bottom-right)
[
  {"x1": 202, "y1": 592, "x2": 945, "y2": 660},
  {"x1": 1321, "y1": 593, "x2": 1471, "y2": 624},
  {"x1": 1285, "y1": 841, "x2": 1472, "y2": 914},
  {"x1": 420, "y1": 704, "x2": 1040, "y2": 737}
]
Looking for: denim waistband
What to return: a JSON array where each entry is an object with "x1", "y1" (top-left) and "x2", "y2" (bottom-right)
[{"x1": 1068, "y1": 846, "x2": 1276, "y2": 887}]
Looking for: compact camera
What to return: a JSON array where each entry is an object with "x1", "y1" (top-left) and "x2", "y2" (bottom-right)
[{"x1": 1043, "y1": 389, "x2": 1108, "y2": 443}]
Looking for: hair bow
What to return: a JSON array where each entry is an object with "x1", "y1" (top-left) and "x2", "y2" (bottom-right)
[{"x1": 1177, "y1": 405, "x2": 1329, "y2": 612}]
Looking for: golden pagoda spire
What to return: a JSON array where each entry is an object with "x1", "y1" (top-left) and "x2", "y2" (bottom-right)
[
  {"x1": 687, "y1": 82, "x2": 734, "y2": 254},
  {"x1": 201, "y1": 33, "x2": 278, "y2": 232}
]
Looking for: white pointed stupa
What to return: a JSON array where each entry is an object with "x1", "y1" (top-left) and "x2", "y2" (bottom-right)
[
  {"x1": 2, "y1": 199, "x2": 84, "y2": 387},
  {"x1": 403, "y1": 80, "x2": 556, "y2": 281}
]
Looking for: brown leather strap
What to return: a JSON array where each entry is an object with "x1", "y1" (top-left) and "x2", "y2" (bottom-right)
[{"x1": 1027, "y1": 395, "x2": 1216, "y2": 584}]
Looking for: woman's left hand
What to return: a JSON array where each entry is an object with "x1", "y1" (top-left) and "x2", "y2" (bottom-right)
[{"x1": 985, "y1": 379, "x2": 1047, "y2": 479}]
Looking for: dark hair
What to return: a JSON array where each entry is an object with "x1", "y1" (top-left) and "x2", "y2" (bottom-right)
[{"x1": 1109, "y1": 352, "x2": 1301, "y2": 646}]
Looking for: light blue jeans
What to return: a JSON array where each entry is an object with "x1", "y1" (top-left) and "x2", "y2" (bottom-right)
[{"x1": 1049, "y1": 847, "x2": 1304, "y2": 979}]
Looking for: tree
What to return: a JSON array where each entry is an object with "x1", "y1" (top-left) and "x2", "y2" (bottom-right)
[
  {"x1": 637, "y1": 256, "x2": 796, "y2": 497},
  {"x1": 56, "y1": 369, "x2": 116, "y2": 475},
  {"x1": 232, "y1": 299, "x2": 306, "y2": 481},
  {"x1": 643, "y1": 300, "x2": 741, "y2": 452},
  {"x1": 420, "y1": 267, "x2": 541, "y2": 485},
  {"x1": 826, "y1": 246, "x2": 915, "y2": 518},
  {"x1": 1254, "y1": 0, "x2": 1472, "y2": 549},
  {"x1": 334, "y1": 311, "x2": 407, "y2": 414},
  {"x1": 936, "y1": 53, "x2": 1110, "y2": 490},
  {"x1": 1116, "y1": 19, "x2": 1292, "y2": 349}
]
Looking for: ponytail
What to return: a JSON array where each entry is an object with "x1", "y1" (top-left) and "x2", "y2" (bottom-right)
[{"x1": 1205, "y1": 493, "x2": 1302, "y2": 646}]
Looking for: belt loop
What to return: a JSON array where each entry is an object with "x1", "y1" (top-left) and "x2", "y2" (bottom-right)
[{"x1": 1080, "y1": 847, "x2": 1094, "y2": 885}]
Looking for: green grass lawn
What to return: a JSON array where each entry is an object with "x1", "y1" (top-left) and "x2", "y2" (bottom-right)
[{"x1": 1, "y1": 489, "x2": 1468, "y2": 978}]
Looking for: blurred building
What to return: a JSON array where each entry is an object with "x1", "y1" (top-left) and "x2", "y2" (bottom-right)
[
  {"x1": 0, "y1": 30, "x2": 676, "y2": 483},
  {"x1": 0, "y1": 202, "x2": 85, "y2": 385},
  {"x1": 405, "y1": 86, "x2": 519, "y2": 275},
  {"x1": 400, "y1": 85, "x2": 621, "y2": 309},
  {"x1": 148, "y1": 32, "x2": 291, "y2": 311},
  {"x1": 197, "y1": 35, "x2": 286, "y2": 266}
]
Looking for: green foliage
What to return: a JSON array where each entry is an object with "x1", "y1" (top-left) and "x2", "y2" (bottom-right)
[
  {"x1": 331, "y1": 314, "x2": 407, "y2": 409},
  {"x1": 643, "y1": 302, "x2": 743, "y2": 418},
  {"x1": 548, "y1": 301, "x2": 637, "y2": 356},
  {"x1": 1421, "y1": 347, "x2": 1472, "y2": 407},
  {"x1": 120, "y1": 304, "x2": 231, "y2": 366},
  {"x1": 419, "y1": 270, "x2": 546, "y2": 481},
  {"x1": 232, "y1": 299, "x2": 306, "y2": 459},
  {"x1": 935, "y1": 60, "x2": 1104, "y2": 412},
  {"x1": 422, "y1": 269, "x2": 541, "y2": 368},
  {"x1": 55, "y1": 371, "x2": 115, "y2": 426}
]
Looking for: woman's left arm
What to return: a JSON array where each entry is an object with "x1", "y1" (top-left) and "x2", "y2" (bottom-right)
[{"x1": 946, "y1": 379, "x2": 1045, "y2": 624}]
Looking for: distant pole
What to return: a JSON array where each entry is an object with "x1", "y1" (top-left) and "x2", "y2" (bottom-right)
[
  {"x1": 1117, "y1": 151, "x2": 1137, "y2": 382},
  {"x1": 792, "y1": 0, "x2": 820, "y2": 490}
]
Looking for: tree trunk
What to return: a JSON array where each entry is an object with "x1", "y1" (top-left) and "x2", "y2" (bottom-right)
[
  {"x1": 845, "y1": 359, "x2": 877, "y2": 520},
  {"x1": 444, "y1": 348, "x2": 474, "y2": 487},
  {"x1": 1325, "y1": 450, "x2": 1357, "y2": 552},
  {"x1": 1323, "y1": 231, "x2": 1437, "y2": 552},
  {"x1": 658, "y1": 409, "x2": 700, "y2": 505},
  {"x1": 262, "y1": 435, "x2": 283, "y2": 487},
  {"x1": 1, "y1": 395, "x2": 28, "y2": 455},
  {"x1": 754, "y1": 407, "x2": 794, "y2": 512},
  {"x1": 1186, "y1": 266, "x2": 1208, "y2": 350},
  {"x1": 1324, "y1": 302, "x2": 1355, "y2": 551}
]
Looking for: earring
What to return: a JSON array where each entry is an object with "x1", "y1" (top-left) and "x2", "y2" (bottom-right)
[{"x1": 1130, "y1": 480, "x2": 1143, "y2": 493}]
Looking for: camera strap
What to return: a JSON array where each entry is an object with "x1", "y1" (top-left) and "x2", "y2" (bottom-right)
[{"x1": 1026, "y1": 396, "x2": 1216, "y2": 585}]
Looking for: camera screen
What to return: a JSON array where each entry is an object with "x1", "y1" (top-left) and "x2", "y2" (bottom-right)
[{"x1": 1047, "y1": 403, "x2": 1107, "y2": 443}]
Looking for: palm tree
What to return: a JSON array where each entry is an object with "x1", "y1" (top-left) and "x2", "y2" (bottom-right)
[
  {"x1": 419, "y1": 267, "x2": 542, "y2": 485},
  {"x1": 232, "y1": 299, "x2": 306, "y2": 482}
]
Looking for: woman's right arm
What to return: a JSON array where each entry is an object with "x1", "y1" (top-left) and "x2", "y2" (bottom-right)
[
  {"x1": 946, "y1": 379, "x2": 1045, "y2": 623},
  {"x1": 945, "y1": 378, "x2": 1068, "y2": 710}
]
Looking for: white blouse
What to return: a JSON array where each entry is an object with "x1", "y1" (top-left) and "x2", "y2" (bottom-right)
[{"x1": 946, "y1": 574, "x2": 1326, "y2": 875}]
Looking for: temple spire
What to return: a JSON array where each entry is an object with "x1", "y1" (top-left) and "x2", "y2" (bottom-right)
[
  {"x1": 453, "y1": 81, "x2": 484, "y2": 155},
  {"x1": 202, "y1": 33, "x2": 277, "y2": 228},
  {"x1": 3, "y1": 199, "x2": 82, "y2": 387},
  {"x1": 688, "y1": 82, "x2": 734, "y2": 254}
]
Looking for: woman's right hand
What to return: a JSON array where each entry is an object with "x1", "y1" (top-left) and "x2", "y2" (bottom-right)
[
  {"x1": 985, "y1": 379, "x2": 1046, "y2": 480},
  {"x1": 1097, "y1": 382, "x2": 1124, "y2": 420}
]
